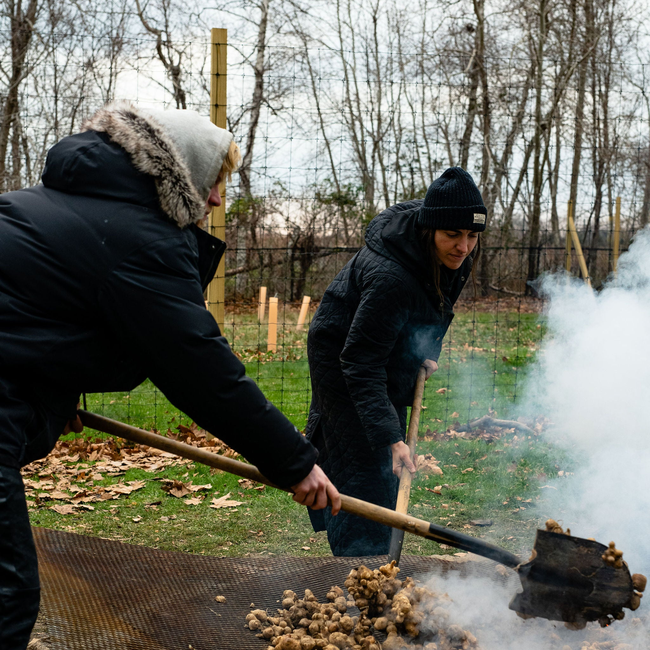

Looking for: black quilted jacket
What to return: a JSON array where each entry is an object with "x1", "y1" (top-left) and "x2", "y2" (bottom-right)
[{"x1": 306, "y1": 200, "x2": 473, "y2": 553}]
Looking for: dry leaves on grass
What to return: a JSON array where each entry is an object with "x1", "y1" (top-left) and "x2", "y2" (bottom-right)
[
  {"x1": 416, "y1": 454, "x2": 443, "y2": 476},
  {"x1": 209, "y1": 493, "x2": 243, "y2": 509},
  {"x1": 24, "y1": 422, "x2": 236, "y2": 474},
  {"x1": 238, "y1": 478, "x2": 265, "y2": 491},
  {"x1": 21, "y1": 423, "x2": 240, "y2": 512},
  {"x1": 24, "y1": 475, "x2": 147, "y2": 510},
  {"x1": 50, "y1": 504, "x2": 76, "y2": 515},
  {"x1": 161, "y1": 479, "x2": 212, "y2": 499}
]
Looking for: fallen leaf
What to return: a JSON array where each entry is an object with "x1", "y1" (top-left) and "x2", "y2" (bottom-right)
[
  {"x1": 469, "y1": 519, "x2": 493, "y2": 527},
  {"x1": 215, "y1": 596, "x2": 226, "y2": 603},
  {"x1": 301, "y1": 546, "x2": 311, "y2": 551},
  {"x1": 166, "y1": 480, "x2": 192, "y2": 498},
  {"x1": 190, "y1": 484, "x2": 212, "y2": 493},
  {"x1": 416, "y1": 454, "x2": 444, "y2": 476},
  {"x1": 209, "y1": 493, "x2": 243, "y2": 509},
  {"x1": 133, "y1": 516, "x2": 142, "y2": 523},
  {"x1": 184, "y1": 496, "x2": 203, "y2": 506},
  {"x1": 451, "y1": 412, "x2": 460, "y2": 418},
  {"x1": 461, "y1": 468, "x2": 474, "y2": 474},
  {"x1": 109, "y1": 480, "x2": 146, "y2": 495},
  {"x1": 436, "y1": 388, "x2": 448, "y2": 394},
  {"x1": 50, "y1": 504, "x2": 75, "y2": 515}
]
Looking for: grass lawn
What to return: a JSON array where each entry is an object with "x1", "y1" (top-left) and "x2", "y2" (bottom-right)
[
  {"x1": 82, "y1": 301, "x2": 544, "y2": 431},
  {"x1": 28, "y1": 301, "x2": 566, "y2": 562}
]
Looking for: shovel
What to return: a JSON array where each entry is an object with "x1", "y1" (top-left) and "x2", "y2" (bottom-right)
[
  {"x1": 78, "y1": 410, "x2": 643, "y2": 626},
  {"x1": 388, "y1": 366, "x2": 427, "y2": 565}
]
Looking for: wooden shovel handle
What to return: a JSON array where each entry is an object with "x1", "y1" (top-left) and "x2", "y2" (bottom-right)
[
  {"x1": 389, "y1": 366, "x2": 427, "y2": 564},
  {"x1": 395, "y1": 366, "x2": 427, "y2": 513},
  {"x1": 78, "y1": 410, "x2": 521, "y2": 568}
]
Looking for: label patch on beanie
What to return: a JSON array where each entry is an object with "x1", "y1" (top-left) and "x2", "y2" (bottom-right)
[{"x1": 473, "y1": 213, "x2": 486, "y2": 224}]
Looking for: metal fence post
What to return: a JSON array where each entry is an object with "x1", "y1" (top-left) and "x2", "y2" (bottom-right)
[{"x1": 206, "y1": 27, "x2": 227, "y2": 332}]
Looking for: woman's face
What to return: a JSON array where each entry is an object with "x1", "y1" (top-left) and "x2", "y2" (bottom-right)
[
  {"x1": 204, "y1": 173, "x2": 224, "y2": 217},
  {"x1": 434, "y1": 229, "x2": 479, "y2": 270}
]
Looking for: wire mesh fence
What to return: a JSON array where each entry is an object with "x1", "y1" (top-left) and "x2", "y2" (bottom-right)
[{"x1": 3, "y1": 6, "x2": 650, "y2": 435}]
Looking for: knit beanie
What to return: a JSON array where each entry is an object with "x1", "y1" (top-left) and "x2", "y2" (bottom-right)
[
  {"x1": 144, "y1": 108, "x2": 234, "y2": 201},
  {"x1": 416, "y1": 167, "x2": 487, "y2": 232}
]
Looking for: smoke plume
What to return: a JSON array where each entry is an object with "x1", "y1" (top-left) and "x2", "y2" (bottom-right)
[{"x1": 420, "y1": 228, "x2": 650, "y2": 648}]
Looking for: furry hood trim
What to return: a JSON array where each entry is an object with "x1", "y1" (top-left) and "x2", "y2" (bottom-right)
[{"x1": 83, "y1": 102, "x2": 205, "y2": 228}]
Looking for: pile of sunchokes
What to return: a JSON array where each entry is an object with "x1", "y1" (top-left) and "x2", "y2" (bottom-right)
[{"x1": 245, "y1": 561, "x2": 478, "y2": 650}]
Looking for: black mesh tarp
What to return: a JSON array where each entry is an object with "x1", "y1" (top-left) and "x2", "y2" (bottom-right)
[{"x1": 33, "y1": 528, "x2": 504, "y2": 650}]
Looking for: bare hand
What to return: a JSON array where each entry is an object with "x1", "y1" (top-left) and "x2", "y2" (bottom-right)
[
  {"x1": 391, "y1": 440, "x2": 417, "y2": 477},
  {"x1": 423, "y1": 359, "x2": 438, "y2": 379},
  {"x1": 63, "y1": 403, "x2": 83, "y2": 436},
  {"x1": 291, "y1": 465, "x2": 341, "y2": 515}
]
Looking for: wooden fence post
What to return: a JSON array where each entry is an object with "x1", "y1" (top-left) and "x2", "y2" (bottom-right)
[
  {"x1": 258, "y1": 286, "x2": 267, "y2": 323},
  {"x1": 206, "y1": 27, "x2": 227, "y2": 333},
  {"x1": 565, "y1": 200, "x2": 573, "y2": 273},
  {"x1": 613, "y1": 196, "x2": 621, "y2": 277},
  {"x1": 566, "y1": 202, "x2": 591, "y2": 287},
  {"x1": 296, "y1": 296, "x2": 311, "y2": 331},
  {"x1": 268, "y1": 297, "x2": 278, "y2": 352}
]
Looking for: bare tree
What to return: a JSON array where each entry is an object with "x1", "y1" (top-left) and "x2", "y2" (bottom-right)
[
  {"x1": 0, "y1": 0, "x2": 39, "y2": 191},
  {"x1": 135, "y1": 0, "x2": 190, "y2": 108}
]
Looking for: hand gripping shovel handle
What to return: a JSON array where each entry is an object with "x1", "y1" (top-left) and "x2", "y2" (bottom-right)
[
  {"x1": 388, "y1": 366, "x2": 427, "y2": 565},
  {"x1": 78, "y1": 410, "x2": 521, "y2": 568}
]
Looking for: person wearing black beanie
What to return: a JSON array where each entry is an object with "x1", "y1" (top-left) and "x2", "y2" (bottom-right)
[{"x1": 306, "y1": 167, "x2": 486, "y2": 556}]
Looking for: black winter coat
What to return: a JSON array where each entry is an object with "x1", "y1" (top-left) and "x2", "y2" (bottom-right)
[
  {"x1": 0, "y1": 120, "x2": 316, "y2": 489},
  {"x1": 306, "y1": 200, "x2": 473, "y2": 554}
]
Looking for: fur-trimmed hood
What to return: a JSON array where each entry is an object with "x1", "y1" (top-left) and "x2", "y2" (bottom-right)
[{"x1": 82, "y1": 102, "x2": 231, "y2": 228}]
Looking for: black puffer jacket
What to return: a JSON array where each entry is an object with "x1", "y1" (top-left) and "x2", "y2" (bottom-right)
[
  {"x1": 0, "y1": 110, "x2": 316, "y2": 488},
  {"x1": 306, "y1": 200, "x2": 472, "y2": 554}
]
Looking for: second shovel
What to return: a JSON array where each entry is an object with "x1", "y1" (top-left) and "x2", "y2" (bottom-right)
[{"x1": 388, "y1": 365, "x2": 427, "y2": 565}]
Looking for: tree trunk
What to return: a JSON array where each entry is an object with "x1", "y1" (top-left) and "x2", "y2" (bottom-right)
[
  {"x1": 0, "y1": 0, "x2": 39, "y2": 192},
  {"x1": 526, "y1": 0, "x2": 548, "y2": 293},
  {"x1": 236, "y1": 0, "x2": 270, "y2": 293}
]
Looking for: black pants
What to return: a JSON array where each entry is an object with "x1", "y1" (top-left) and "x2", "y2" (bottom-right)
[{"x1": 0, "y1": 465, "x2": 40, "y2": 650}]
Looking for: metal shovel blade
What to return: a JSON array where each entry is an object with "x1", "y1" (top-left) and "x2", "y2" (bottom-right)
[{"x1": 510, "y1": 529, "x2": 635, "y2": 624}]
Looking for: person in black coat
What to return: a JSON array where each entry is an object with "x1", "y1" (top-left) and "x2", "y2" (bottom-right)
[
  {"x1": 0, "y1": 102, "x2": 340, "y2": 649},
  {"x1": 306, "y1": 167, "x2": 486, "y2": 556}
]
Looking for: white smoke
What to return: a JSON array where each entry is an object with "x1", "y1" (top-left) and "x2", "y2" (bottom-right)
[
  {"x1": 417, "y1": 228, "x2": 650, "y2": 648},
  {"x1": 525, "y1": 227, "x2": 650, "y2": 573},
  {"x1": 421, "y1": 570, "x2": 649, "y2": 649}
]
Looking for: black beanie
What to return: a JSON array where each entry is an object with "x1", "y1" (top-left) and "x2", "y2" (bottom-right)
[{"x1": 416, "y1": 167, "x2": 487, "y2": 232}]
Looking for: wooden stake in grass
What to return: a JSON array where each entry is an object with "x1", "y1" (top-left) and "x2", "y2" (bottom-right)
[
  {"x1": 565, "y1": 200, "x2": 592, "y2": 288},
  {"x1": 296, "y1": 295, "x2": 311, "y2": 331},
  {"x1": 267, "y1": 297, "x2": 278, "y2": 352},
  {"x1": 258, "y1": 286, "x2": 267, "y2": 323},
  {"x1": 613, "y1": 196, "x2": 621, "y2": 277}
]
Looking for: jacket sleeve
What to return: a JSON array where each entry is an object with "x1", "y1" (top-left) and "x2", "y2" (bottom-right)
[
  {"x1": 339, "y1": 274, "x2": 410, "y2": 450},
  {"x1": 96, "y1": 236, "x2": 317, "y2": 489}
]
